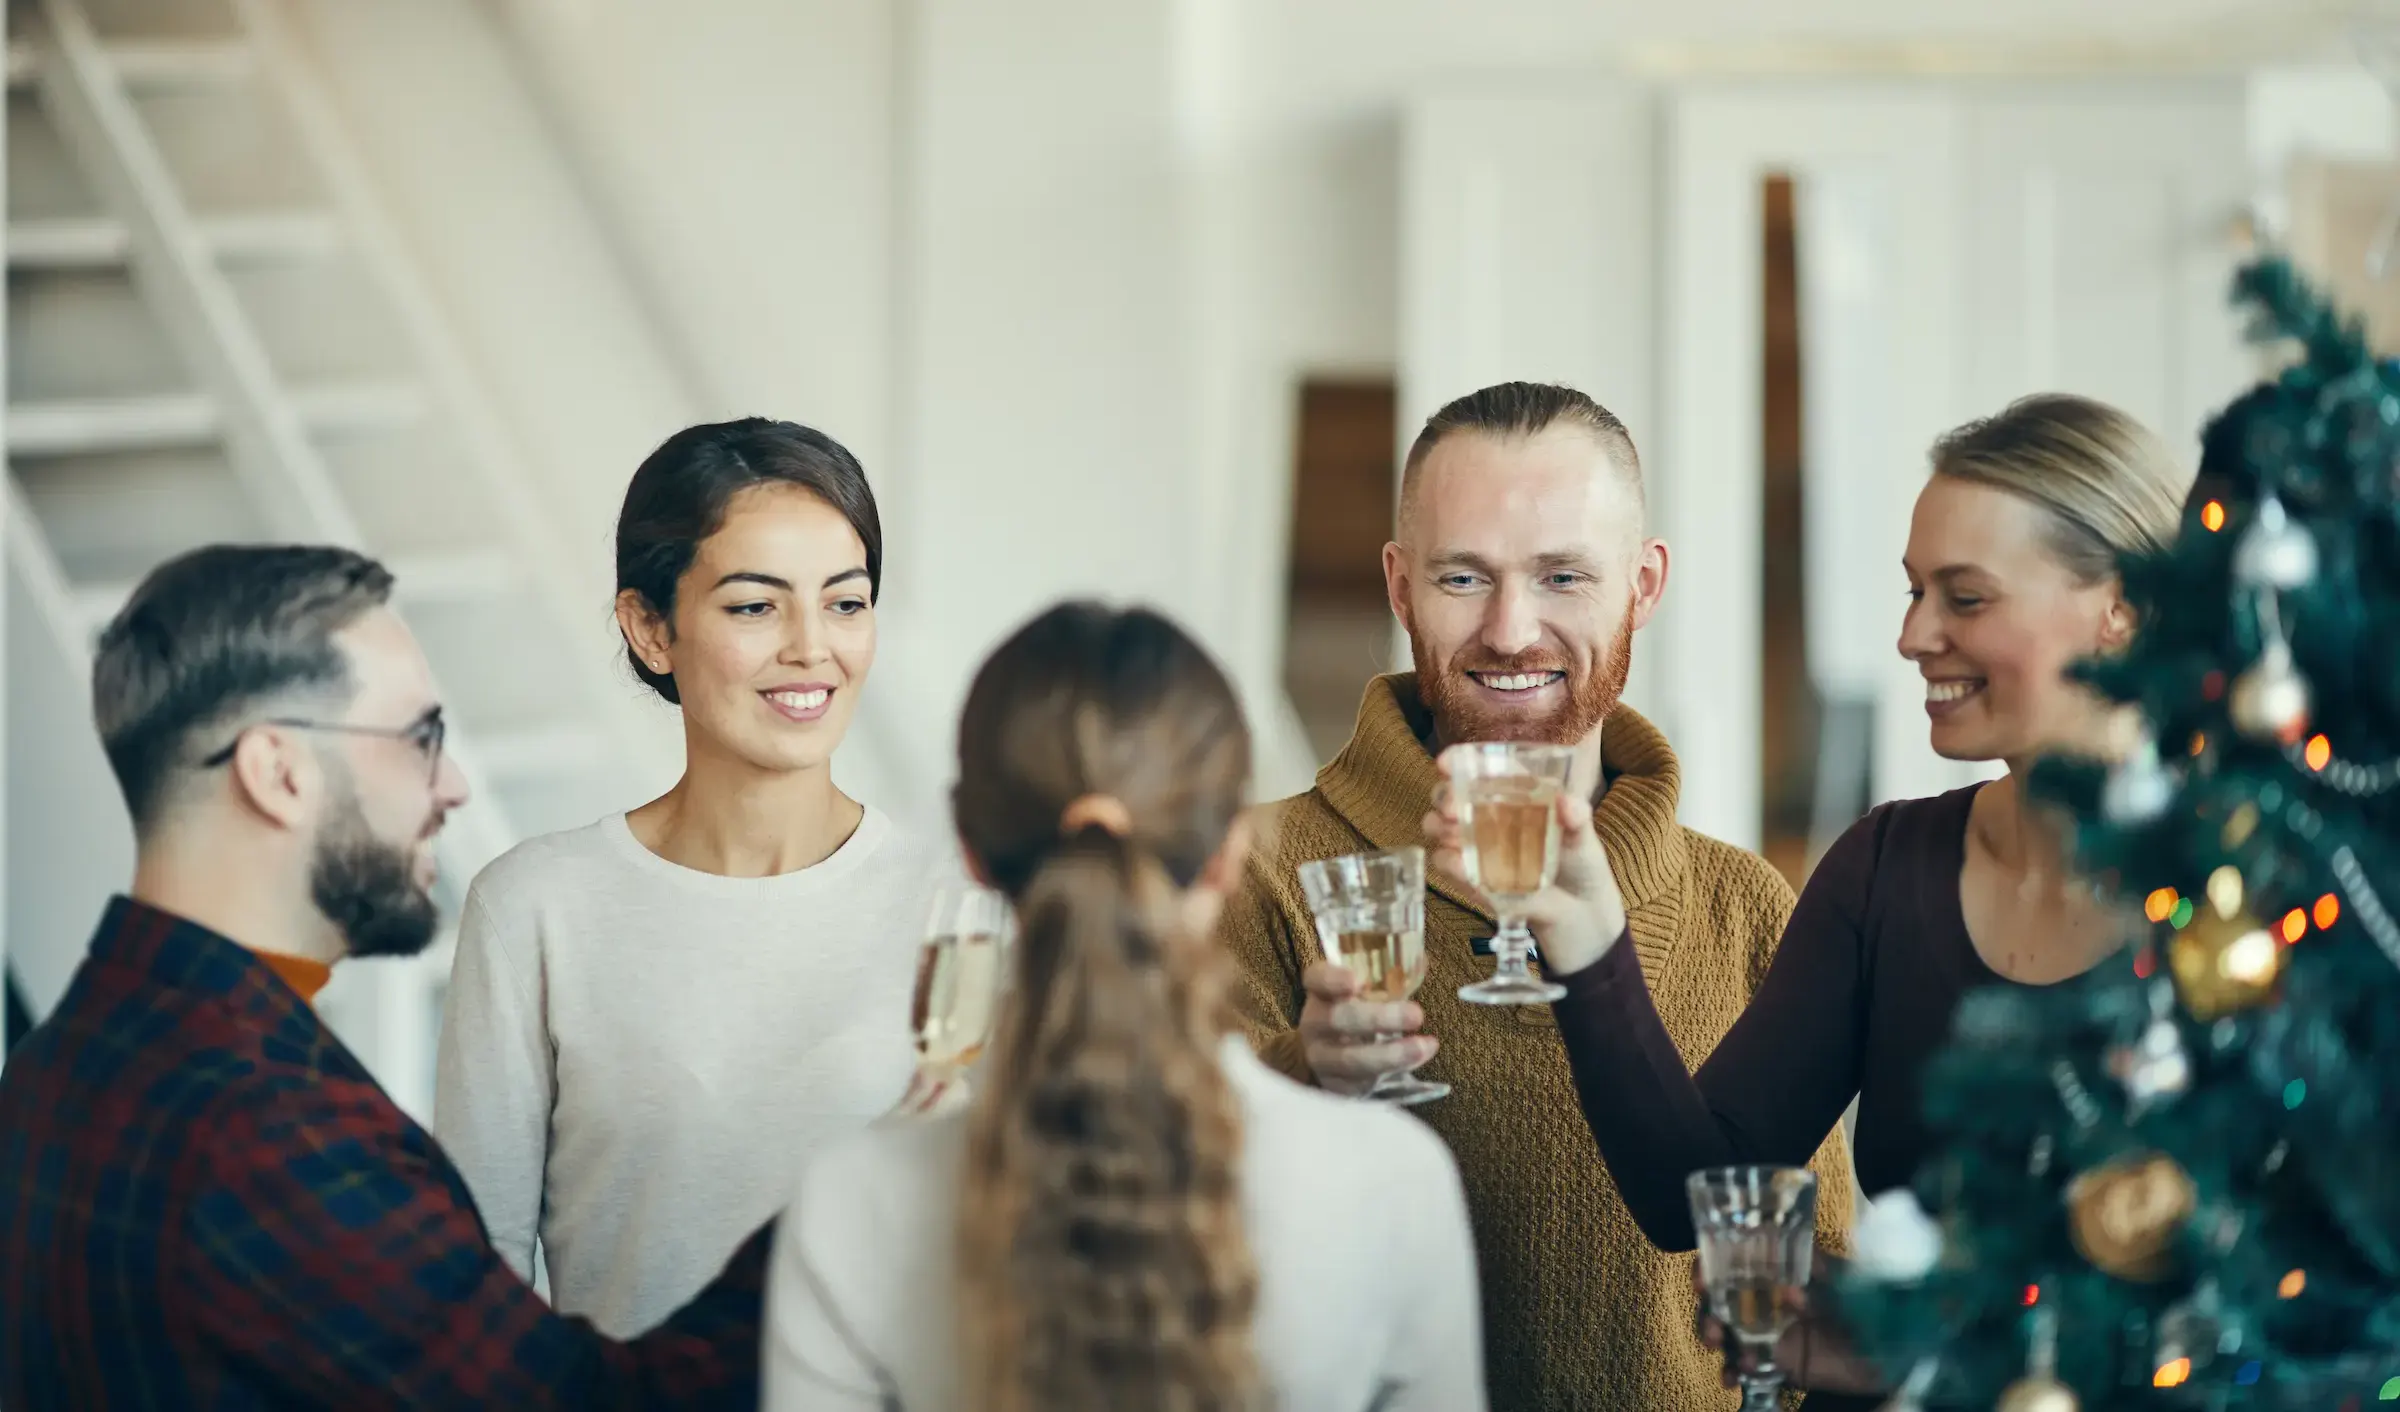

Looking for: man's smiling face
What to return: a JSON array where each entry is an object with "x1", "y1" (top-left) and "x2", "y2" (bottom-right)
[{"x1": 1386, "y1": 423, "x2": 1663, "y2": 747}]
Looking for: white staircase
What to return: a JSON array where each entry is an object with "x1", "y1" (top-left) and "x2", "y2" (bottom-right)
[{"x1": 5, "y1": 0, "x2": 648, "y2": 1117}]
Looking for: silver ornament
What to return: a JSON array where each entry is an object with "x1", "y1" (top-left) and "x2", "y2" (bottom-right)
[
  {"x1": 2229, "y1": 637, "x2": 2311, "y2": 742},
  {"x1": 2101, "y1": 732, "x2": 2177, "y2": 823},
  {"x1": 2233, "y1": 495, "x2": 2319, "y2": 589},
  {"x1": 2105, "y1": 983, "x2": 2190, "y2": 1114}
]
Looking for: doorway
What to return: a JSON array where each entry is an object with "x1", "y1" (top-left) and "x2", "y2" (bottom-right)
[{"x1": 1282, "y1": 377, "x2": 1399, "y2": 766}]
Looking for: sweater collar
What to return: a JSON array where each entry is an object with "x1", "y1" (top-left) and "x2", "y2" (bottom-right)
[{"x1": 1314, "y1": 674, "x2": 1689, "y2": 926}]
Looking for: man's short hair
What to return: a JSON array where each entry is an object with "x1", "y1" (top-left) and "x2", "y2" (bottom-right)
[
  {"x1": 93, "y1": 545, "x2": 394, "y2": 831},
  {"x1": 1398, "y1": 381, "x2": 1644, "y2": 533}
]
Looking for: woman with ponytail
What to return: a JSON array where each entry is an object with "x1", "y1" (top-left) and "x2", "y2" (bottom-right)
[{"x1": 763, "y1": 602, "x2": 1485, "y2": 1411}]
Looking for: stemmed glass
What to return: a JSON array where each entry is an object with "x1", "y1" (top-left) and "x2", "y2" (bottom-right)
[
  {"x1": 1298, "y1": 846, "x2": 1448, "y2": 1106},
  {"x1": 1688, "y1": 1165, "x2": 1819, "y2": 1412},
  {"x1": 1447, "y1": 741, "x2": 1575, "y2": 1005},
  {"x1": 909, "y1": 884, "x2": 1012, "y2": 1084}
]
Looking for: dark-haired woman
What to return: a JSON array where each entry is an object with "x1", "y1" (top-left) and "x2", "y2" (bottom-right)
[
  {"x1": 763, "y1": 602, "x2": 1485, "y2": 1412},
  {"x1": 436, "y1": 418, "x2": 947, "y2": 1337}
]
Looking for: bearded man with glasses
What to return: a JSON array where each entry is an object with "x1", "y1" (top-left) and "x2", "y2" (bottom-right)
[{"x1": 0, "y1": 544, "x2": 770, "y2": 1410}]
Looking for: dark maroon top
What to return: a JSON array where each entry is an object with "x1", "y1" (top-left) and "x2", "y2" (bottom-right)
[{"x1": 1553, "y1": 784, "x2": 1997, "y2": 1408}]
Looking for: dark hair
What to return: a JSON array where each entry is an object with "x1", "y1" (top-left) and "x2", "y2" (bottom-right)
[
  {"x1": 92, "y1": 544, "x2": 394, "y2": 831},
  {"x1": 952, "y1": 602, "x2": 1259, "y2": 1412},
  {"x1": 614, "y1": 418, "x2": 883, "y2": 705},
  {"x1": 1400, "y1": 380, "x2": 1643, "y2": 528}
]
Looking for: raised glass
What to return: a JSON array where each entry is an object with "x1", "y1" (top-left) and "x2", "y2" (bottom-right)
[
  {"x1": 910, "y1": 884, "x2": 1012, "y2": 1080},
  {"x1": 1447, "y1": 741, "x2": 1575, "y2": 1004},
  {"x1": 1299, "y1": 846, "x2": 1447, "y2": 1105}
]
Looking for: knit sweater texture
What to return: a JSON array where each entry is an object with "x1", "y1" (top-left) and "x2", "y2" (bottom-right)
[{"x1": 1220, "y1": 674, "x2": 1855, "y2": 1411}]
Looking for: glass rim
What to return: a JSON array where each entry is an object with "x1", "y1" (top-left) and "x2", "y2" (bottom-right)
[
  {"x1": 1443, "y1": 740, "x2": 1576, "y2": 773},
  {"x1": 1685, "y1": 1164, "x2": 1819, "y2": 1193},
  {"x1": 1297, "y1": 844, "x2": 1426, "y2": 878}
]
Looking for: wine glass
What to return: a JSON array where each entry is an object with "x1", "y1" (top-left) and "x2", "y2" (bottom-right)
[
  {"x1": 1687, "y1": 1165, "x2": 1819, "y2": 1412},
  {"x1": 1446, "y1": 741, "x2": 1575, "y2": 1005},
  {"x1": 1298, "y1": 846, "x2": 1448, "y2": 1106},
  {"x1": 910, "y1": 884, "x2": 1012, "y2": 1084}
]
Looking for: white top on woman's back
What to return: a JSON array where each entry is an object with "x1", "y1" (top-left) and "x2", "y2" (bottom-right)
[
  {"x1": 434, "y1": 806, "x2": 944, "y2": 1336},
  {"x1": 764, "y1": 1037, "x2": 1487, "y2": 1412}
]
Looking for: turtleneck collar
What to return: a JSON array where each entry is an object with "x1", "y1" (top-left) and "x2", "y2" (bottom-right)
[{"x1": 1314, "y1": 673, "x2": 1690, "y2": 972}]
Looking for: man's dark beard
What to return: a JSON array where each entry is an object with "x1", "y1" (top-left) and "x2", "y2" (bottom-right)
[
  {"x1": 309, "y1": 792, "x2": 439, "y2": 960},
  {"x1": 1412, "y1": 608, "x2": 1636, "y2": 748}
]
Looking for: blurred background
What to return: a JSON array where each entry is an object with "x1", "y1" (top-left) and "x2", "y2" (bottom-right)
[{"x1": 4, "y1": 0, "x2": 2397, "y2": 1118}]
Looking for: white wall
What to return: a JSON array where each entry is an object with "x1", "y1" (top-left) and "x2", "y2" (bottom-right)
[
  {"x1": 4, "y1": 514, "x2": 135, "y2": 1019},
  {"x1": 287, "y1": 0, "x2": 692, "y2": 806},
  {"x1": 433, "y1": 0, "x2": 2361, "y2": 828},
  {"x1": 491, "y1": 0, "x2": 1325, "y2": 820},
  {"x1": 489, "y1": 0, "x2": 898, "y2": 465}
]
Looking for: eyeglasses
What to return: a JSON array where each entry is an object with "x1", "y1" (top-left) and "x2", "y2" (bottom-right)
[{"x1": 201, "y1": 708, "x2": 449, "y2": 787}]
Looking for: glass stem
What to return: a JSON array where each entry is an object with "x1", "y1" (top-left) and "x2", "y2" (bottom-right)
[
  {"x1": 1491, "y1": 915, "x2": 1535, "y2": 980},
  {"x1": 1737, "y1": 1351, "x2": 1784, "y2": 1412}
]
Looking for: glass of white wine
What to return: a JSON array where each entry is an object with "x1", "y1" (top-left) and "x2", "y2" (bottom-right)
[
  {"x1": 1447, "y1": 741, "x2": 1575, "y2": 1005},
  {"x1": 1687, "y1": 1165, "x2": 1818, "y2": 1412},
  {"x1": 910, "y1": 884, "x2": 1012, "y2": 1083},
  {"x1": 1298, "y1": 846, "x2": 1447, "y2": 1105}
]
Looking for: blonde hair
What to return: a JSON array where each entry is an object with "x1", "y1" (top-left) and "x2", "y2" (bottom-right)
[
  {"x1": 952, "y1": 603, "x2": 1259, "y2": 1412},
  {"x1": 1930, "y1": 393, "x2": 2191, "y2": 582}
]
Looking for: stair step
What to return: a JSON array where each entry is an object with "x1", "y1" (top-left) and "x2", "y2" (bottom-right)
[
  {"x1": 8, "y1": 391, "x2": 215, "y2": 455},
  {"x1": 69, "y1": 547, "x2": 522, "y2": 631},
  {"x1": 7, "y1": 38, "x2": 256, "y2": 91},
  {"x1": 9, "y1": 381, "x2": 426, "y2": 456},
  {"x1": 9, "y1": 211, "x2": 344, "y2": 269},
  {"x1": 99, "y1": 39, "x2": 256, "y2": 87}
]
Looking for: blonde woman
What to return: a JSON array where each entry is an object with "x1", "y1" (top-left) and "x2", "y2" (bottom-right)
[
  {"x1": 765, "y1": 603, "x2": 1486, "y2": 1411},
  {"x1": 1427, "y1": 394, "x2": 2191, "y2": 1408}
]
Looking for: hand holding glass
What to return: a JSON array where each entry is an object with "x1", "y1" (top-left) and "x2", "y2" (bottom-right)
[
  {"x1": 1447, "y1": 742, "x2": 1575, "y2": 1004},
  {"x1": 1688, "y1": 1166, "x2": 1819, "y2": 1411},
  {"x1": 1298, "y1": 847, "x2": 1447, "y2": 1105},
  {"x1": 910, "y1": 885, "x2": 1011, "y2": 1081}
]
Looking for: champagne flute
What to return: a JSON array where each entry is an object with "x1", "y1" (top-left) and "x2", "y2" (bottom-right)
[
  {"x1": 1447, "y1": 741, "x2": 1575, "y2": 1005},
  {"x1": 1298, "y1": 846, "x2": 1448, "y2": 1106},
  {"x1": 910, "y1": 884, "x2": 1012, "y2": 1083},
  {"x1": 1688, "y1": 1166, "x2": 1819, "y2": 1412}
]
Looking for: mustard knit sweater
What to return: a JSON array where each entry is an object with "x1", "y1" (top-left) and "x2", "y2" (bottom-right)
[{"x1": 1221, "y1": 675, "x2": 1855, "y2": 1411}]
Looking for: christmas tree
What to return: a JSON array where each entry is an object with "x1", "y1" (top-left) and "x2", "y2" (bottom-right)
[{"x1": 1836, "y1": 258, "x2": 2400, "y2": 1410}]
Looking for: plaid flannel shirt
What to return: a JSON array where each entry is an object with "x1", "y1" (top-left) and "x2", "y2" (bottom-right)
[{"x1": 0, "y1": 897, "x2": 772, "y2": 1410}]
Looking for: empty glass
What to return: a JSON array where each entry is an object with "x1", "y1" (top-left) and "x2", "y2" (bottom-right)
[
  {"x1": 1687, "y1": 1166, "x2": 1819, "y2": 1411},
  {"x1": 1446, "y1": 741, "x2": 1575, "y2": 1004},
  {"x1": 909, "y1": 884, "x2": 1012, "y2": 1082},
  {"x1": 1299, "y1": 847, "x2": 1447, "y2": 1105}
]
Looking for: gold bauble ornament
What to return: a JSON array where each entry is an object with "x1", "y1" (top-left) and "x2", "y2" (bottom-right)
[
  {"x1": 1994, "y1": 1374, "x2": 2080, "y2": 1412},
  {"x1": 2168, "y1": 904, "x2": 2285, "y2": 1020},
  {"x1": 2228, "y1": 639, "x2": 2311, "y2": 743},
  {"x1": 2065, "y1": 1152, "x2": 2196, "y2": 1282}
]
